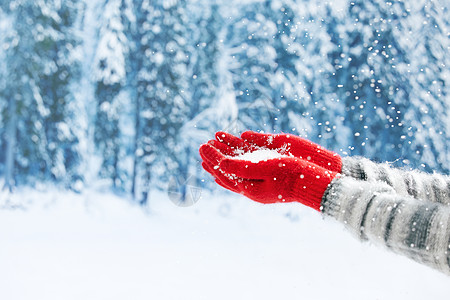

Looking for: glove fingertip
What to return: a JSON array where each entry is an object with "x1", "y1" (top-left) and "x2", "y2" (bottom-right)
[
  {"x1": 209, "y1": 140, "x2": 235, "y2": 156},
  {"x1": 198, "y1": 143, "x2": 208, "y2": 157},
  {"x1": 199, "y1": 143, "x2": 224, "y2": 165},
  {"x1": 240, "y1": 130, "x2": 258, "y2": 140},
  {"x1": 215, "y1": 131, "x2": 228, "y2": 142},
  {"x1": 201, "y1": 161, "x2": 215, "y2": 175},
  {"x1": 199, "y1": 143, "x2": 211, "y2": 160}
]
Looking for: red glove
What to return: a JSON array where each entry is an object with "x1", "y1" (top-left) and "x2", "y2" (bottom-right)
[
  {"x1": 211, "y1": 131, "x2": 342, "y2": 173},
  {"x1": 199, "y1": 143, "x2": 339, "y2": 211}
]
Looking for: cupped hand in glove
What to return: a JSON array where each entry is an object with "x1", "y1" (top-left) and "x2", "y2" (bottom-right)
[
  {"x1": 199, "y1": 141, "x2": 339, "y2": 211},
  {"x1": 208, "y1": 131, "x2": 342, "y2": 173}
]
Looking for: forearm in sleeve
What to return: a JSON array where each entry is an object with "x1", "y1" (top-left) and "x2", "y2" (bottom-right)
[
  {"x1": 342, "y1": 156, "x2": 450, "y2": 205},
  {"x1": 321, "y1": 176, "x2": 450, "y2": 275}
]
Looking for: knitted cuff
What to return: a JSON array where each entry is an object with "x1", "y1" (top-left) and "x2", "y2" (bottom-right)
[
  {"x1": 320, "y1": 176, "x2": 394, "y2": 223},
  {"x1": 292, "y1": 170, "x2": 339, "y2": 211}
]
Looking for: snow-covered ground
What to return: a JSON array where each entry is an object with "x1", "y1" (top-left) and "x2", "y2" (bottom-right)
[{"x1": 0, "y1": 188, "x2": 449, "y2": 300}]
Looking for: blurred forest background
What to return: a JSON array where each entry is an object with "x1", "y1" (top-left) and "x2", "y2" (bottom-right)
[{"x1": 0, "y1": 0, "x2": 449, "y2": 204}]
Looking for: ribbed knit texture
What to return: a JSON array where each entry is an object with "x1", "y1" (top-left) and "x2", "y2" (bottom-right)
[
  {"x1": 342, "y1": 156, "x2": 450, "y2": 205},
  {"x1": 322, "y1": 173, "x2": 450, "y2": 275},
  {"x1": 290, "y1": 167, "x2": 337, "y2": 211}
]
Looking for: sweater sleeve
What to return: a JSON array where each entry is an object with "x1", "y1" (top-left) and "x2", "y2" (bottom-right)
[
  {"x1": 342, "y1": 156, "x2": 450, "y2": 205},
  {"x1": 321, "y1": 176, "x2": 450, "y2": 275}
]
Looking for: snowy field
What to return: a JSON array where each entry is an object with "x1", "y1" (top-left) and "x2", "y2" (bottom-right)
[{"x1": 1, "y1": 188, "x2": 449, "y2": 300}]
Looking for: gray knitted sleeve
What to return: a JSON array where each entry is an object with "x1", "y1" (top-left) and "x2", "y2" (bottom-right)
[
  {"x1": 342, "y1": 156, "x2": 450, "y2": 205},
  {"x1": 321, "y1": 176, "x2": 450, "y2": 275}
]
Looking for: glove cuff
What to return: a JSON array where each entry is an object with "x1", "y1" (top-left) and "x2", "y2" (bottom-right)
[{"x1": 292, "y1": 169, "x2": 339, "y2": 211}]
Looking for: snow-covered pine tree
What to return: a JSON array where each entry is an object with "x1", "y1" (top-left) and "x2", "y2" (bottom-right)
[
  {"x1": 396, "y1": 0, "x2": 450, "y2": 173},
  {"x1": 0, "y1": 0, "x2": 82, "y2": 189},
  {"x1": 225, "y1": 0, "x2": 309, "y2": 134},
  {"x1": 124, "y1": 0, "x2": 190, "y2": 203},
  {"x1": 37, "y1": 0, "x2": 83, "y2": 186},
  {"x1": 176, "y1": 1, "x2": 225, "y2": 189},
  {"x1": 0, "y1": 7, "x2": 11, "y2": 181},
  {"x1": 94, "y1": 0, "x2": 128, "y2": 188},
  {"x1": 289, "y1": 1, "x2": 349, "y2": 152},
  {"x1": 121, "y1": 0, "x2": 143, "y2": 199},
  {"x1": 143, "y1": 0, "x2": 190, "y2": 203},
  {"x1": 186, "y1": 2, "x2": 221, "y2": 121},
  {"x1": 0, "y1": 1, "x2": 43, "y2": 190}
]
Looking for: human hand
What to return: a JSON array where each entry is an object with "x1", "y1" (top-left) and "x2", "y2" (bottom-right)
[
  {"x1": 199, "y1": 143, "x2": 338, "y2": 211},
  {"x1": 209, "y1": 131, "x2": 342, "y2": 173}
]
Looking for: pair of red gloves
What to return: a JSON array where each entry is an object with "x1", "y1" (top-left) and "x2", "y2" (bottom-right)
[{"x1": 199, "y1": 131, "x2": 342, "y2": 211}]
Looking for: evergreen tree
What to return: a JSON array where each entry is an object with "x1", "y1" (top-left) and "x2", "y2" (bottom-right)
[
  {"x1": 121, "y1": 0, "x2": 144, "y2": 199},
  {"x1": 225, "y1": 0, "x2": 308, "y2": 134},
  {"x1": 94, "y1": 0, "x2": 128, "y2": 188},
  {"x1": 396, "y1": 0, "x2": 450, "y2": 173},
  {"x1": 290, "y1": 1, "x2": 349, "y2": 151},
  {"x1": 178, "y1": 1, "x2": 225, "y2": 186},
  {"x1": 0, "y1": 7, "x2": 11, "y2": 176},
  {"x1": 186, "y1": 2, "x2": 221, "y2": 121},
  {"x1": 0, "y1": 0, "x2": 82, "y2": 189},
  {"x1": 125, "y1": 0, "x2": 190, "y2": 203}
]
